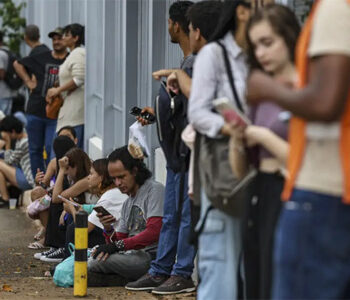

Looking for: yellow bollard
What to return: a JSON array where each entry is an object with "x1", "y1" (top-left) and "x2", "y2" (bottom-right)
[{"x1": 74, "y1": 211, "x2": 88, "y2": 297}]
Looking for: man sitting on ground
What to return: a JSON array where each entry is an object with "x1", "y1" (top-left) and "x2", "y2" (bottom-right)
[
  {"x1": 0, "y1": 116, "x2": 33, "y2": 207},
  {"x1": 88, "y1": 146, "x2": 165, "y2": 286}
]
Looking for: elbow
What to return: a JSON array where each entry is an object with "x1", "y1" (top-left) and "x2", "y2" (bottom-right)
[{"x1": 315, "y1": 106, "x2": 343, "y2": 122}]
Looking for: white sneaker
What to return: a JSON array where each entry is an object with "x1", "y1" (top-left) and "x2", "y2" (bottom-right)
[{"x1": 34, "y1": 247, "x2": 57, "y2": 260}]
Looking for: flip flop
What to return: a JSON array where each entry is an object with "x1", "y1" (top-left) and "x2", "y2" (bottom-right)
[{"x1": 28, "y1": 241, "x2": 46, "y2": 249}]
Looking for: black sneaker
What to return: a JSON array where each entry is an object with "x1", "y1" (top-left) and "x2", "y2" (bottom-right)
[
  {"x1": 125, "y1": 273, "x2": 169, "y2": 291},
  {"x1": 152, "y1": 275, "x2": 196, "y2": 295},
  {"x1": 34, "y1": 247, "x2": 57, "y2": 260},
  {"x1": 88, "y1": 271, "x2": 128, "y2": 287},
  {"x1": 40, "y1": 247, "x2": 65, "y2": 263}
]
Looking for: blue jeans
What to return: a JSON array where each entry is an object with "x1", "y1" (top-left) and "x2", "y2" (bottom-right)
[
  {"x1": 73, "y1": 124, "x2": 84, "y2": 149},
  {"x1": 26, "y1": 114, "x2": 57, "y2": 177},
  {"x1": 196, "y1": 190, "x2": 242, "y2": 300},
  {"x1": 0, "y1": 97, "x2": 12, "y2": 115},
  {"x1": 149, "y1": 168, "x2": 196, "y2": 278},
  {"x1": 273, "y1": 189, "x2": 350, "y2": 299}
]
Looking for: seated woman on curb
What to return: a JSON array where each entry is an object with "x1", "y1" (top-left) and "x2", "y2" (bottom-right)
[
  {"x1": 62, "y1": 158, "x2": 128, "y2": 258},
  {"x1": 0, "y1": 116, "x2": 34, "y2": 207},
  {"x1": 27, "y1": 135, "x2": 76, "y2": 249},
  {"x1": 34, "y1": 148, "x2": 94, "y2": 262}
]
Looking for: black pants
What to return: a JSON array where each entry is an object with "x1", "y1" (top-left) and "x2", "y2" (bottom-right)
[
  {"x1": 64, "y1": 222, "x2": 105, "y2": 258},
  {"x1": 242, "y1": 172, "x2": 283, "y2": 299},
  {"x1": 45, "y1": 203, "x2": 66, "y2": 248}
]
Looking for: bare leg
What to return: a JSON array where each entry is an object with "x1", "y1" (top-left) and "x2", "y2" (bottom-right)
[
  {"x1": 0, "y1": 171, "x2": 9, "y2": 201},
  {"x1": 0, "y1": 160, "x2": 18, "y2": 187}
]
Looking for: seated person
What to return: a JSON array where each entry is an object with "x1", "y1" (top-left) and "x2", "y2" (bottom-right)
[
  {"x1": 34, "y1": 147, "x2": 94, "y2": 261},
  {"x1": 62, "y1": 158, "x2": 128, "y2": 258},
  {"x1": 27, "y1": 135, "x2": 76, "y2": 249},
  {"x1": 34, "y1": 125, "x2": 78, "y2": 188},
  {"x1": 0, "y1": 116, "x2": 34, "y2": 207},
  {"x1": 88, "y1": 146, "x2": 165, "y2": 287}
]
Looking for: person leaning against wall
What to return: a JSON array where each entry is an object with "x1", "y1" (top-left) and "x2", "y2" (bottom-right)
[{"x1": 46, "y1": 24, "x2": 85, "y2": 149}]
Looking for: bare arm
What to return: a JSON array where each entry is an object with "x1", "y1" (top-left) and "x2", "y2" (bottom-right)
[
  {"x1": 52, "y1": 168, "x2": 65, "y2": 203},
  {"x1": 228, "y1": 136, "x2": 248, "y2": 179},
  {"x1": 245, "y1": 126, "x2": 289, "y2": 164},
  {"x1": 13, "y1": 61, "x2": 37, "y2": 90},
  {"x1": 247, "y1": 55, "x2": 350, "y2": 122},
  {"x1": 167, "y1": 70, "x2": 192, "y2": 98}
]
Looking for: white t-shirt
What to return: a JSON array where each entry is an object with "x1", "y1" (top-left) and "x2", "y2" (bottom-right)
[{"x1": 88, "y1": 188, "x2": 128, "y2": 230}]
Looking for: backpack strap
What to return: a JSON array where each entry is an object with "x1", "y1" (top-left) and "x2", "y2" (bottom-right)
[{"x1": 216, "y1": 41, "x2": 244, "y2": 113}]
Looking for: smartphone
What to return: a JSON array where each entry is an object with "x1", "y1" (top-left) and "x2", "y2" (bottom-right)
[
  {"x1": 93, "y1": 206, "x2": 112, "y2": 217},
  {"x1": 129, "y1": 106, "x2": 156, "y2": 123},
  {"x1": 58, "y1": 195, "x2": 81, "y2": 207},
  {"x1": 213, "y1": 97, "x2": 251, "y2": 126}
]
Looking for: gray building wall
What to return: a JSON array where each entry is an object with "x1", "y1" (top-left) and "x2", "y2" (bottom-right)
[{"x1": 6, "y1": 0, "x2": 313, "y2": 177}]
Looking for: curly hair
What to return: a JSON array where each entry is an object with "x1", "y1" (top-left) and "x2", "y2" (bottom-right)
[{"x1": 108, "y1": 146, "x2": 152, "y2": 186}]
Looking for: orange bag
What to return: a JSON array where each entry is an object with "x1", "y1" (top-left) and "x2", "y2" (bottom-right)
[{"x1": 46, "y1": 94, "x2": 63, "y2": 119}]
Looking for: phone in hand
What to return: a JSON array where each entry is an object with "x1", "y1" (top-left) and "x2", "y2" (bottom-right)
[
  {"x1": 129, "y1": 106, "x2": 156, "y2": 123},
  {"x1": 93, "y1": 206, "x2": 112, "y2": 217},
  {"x1": 58, "y1": 195, "x2": 81, "y2": 208},
  {"x1": 213, "y1": 97, "x2": 251, "y2": 126}
]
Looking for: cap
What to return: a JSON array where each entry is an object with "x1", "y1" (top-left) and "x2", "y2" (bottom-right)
[{"x1": 48, "y1": 27, "x2": 63, "y2": 38}]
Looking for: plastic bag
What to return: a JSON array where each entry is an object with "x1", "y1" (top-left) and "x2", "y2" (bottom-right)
[{"x1": 128, "y1": 121, "x2": 150, "y2": 159}]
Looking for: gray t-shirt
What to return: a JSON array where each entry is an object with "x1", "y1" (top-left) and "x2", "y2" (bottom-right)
[
  {"x1": 117, "y1": 179, "x2": 164, "y2": 250},
  {"x1": 0, "y1": 48, "x2": 12, "y2": 99}
]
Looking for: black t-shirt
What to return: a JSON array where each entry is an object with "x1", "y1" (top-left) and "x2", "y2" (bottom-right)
[
  {"x1": 29, "y1": 44, "x2": 50, "y2": 57},
  {"x1": 18, "y1": 50, "x2": 67, "y2": 118}
]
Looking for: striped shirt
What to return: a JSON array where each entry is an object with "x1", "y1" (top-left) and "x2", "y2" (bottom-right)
[{"x1": 3, "y1": 137, "x2": 34, "y2": 187}]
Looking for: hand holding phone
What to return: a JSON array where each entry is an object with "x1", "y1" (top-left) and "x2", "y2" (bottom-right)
[
  {"x1": 130, "y1": 106, "x2": 156, "y2": 123},
  {"x1": 93, "y1": 206, "x2": 112, "y2": 217}
]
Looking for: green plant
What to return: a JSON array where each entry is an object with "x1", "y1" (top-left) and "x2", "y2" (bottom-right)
[{"x1": 0, "y1": 0, "x2": 26, "y2": 54}]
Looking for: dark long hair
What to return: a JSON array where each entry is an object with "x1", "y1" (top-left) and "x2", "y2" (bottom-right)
[
  {"x1": 246, "y1": 4, "x2": 301, "y2": 70},
  {"x1": 65, "y1": 148, "x2": 91, "y2": 182},
  {"x1": 92, "y1": 159, "x2": 115, "y2": 193},
  {"x1": 209, "y1": 0, "x2": 251, "y2": 42},
  {"x1": 108, "y1": 146, "x2": 152, "y2": 186}
]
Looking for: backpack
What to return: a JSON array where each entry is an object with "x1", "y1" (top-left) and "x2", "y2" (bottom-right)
[
  {"x1": 154, "y1": 68, "x2": 192, "y2": 173},
  {"x1": 0, "y1": 49, "x2": 23, "y2": 90}
]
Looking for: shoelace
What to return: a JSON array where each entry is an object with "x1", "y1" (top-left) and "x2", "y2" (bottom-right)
[
  {"x1": 42, "y1": 248, "x2": 56, "y2": 256},
  {"x1": 47, "y1": 248, "x2": 64, "y2": 257}
]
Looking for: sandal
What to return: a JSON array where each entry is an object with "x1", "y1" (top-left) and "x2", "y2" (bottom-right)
[
  {"x1": 34, "y1": 228, "x2": 45, "y2": 241},
  {"x1": 28, "y1": 241, "x2": 46, "y2": 249}
]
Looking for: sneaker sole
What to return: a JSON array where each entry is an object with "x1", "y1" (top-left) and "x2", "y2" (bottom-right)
[
  {"x1": 40, "y1": 257, "x2": 64, "y2": 263},
  {"x1": 152, "y1": 287, "x2": 196, "y2": 295},
  {"x1": 125, "y1": 286, "x2": 156, "y2": 291},
  {"x1": 34, "y1": 253, "x2": 43, "y2": 260}
]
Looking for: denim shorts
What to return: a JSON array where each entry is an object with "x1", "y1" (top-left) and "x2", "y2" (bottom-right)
[{"x1": 15, "y1": 167, "x2": 32, "y2": 190}]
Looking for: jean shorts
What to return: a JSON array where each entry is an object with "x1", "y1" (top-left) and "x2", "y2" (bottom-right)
[{"x1": 15, "y1": 167, "x2": 32, "y2": 190}]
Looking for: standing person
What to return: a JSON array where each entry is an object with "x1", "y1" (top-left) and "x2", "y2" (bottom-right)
[
  {"x1": 228, "y1": 4, "x2": 300, "y2": 299},
  {"x1": 126, "y1": 1, "x2": 223, "y2": 295},
  {"x1": 125, "y1": 1, "x2": 198, "y2": 295},
  {"x1": 13, "y1": 27, "x2": 68, "y2": 178},
  {"x1": 0, "y1": 31, "x2": 14, "y2": 115},
  {"x1": 46, "y1": 24, "x2": 85, "y2": 149},
  {"x1": 247, "y1": 0, "x2": 350, "y2": 299},
  {"x1": 23, "y1": 25, "x2": 50, "y2": 56},
  {"x1": 187, "y1": 1, "x2": 251, "y2": 299},
  {"x1": 248, "y1": 0, "x2": 350, "y2": 299}
]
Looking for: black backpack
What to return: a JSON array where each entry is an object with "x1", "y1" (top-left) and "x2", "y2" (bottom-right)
[
  {"x1": 0, "y1": 49, "x2": 23, "y2": 90},
  {"x1": 154, "y1": 68, "x2": 192, "y2": 173}
]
